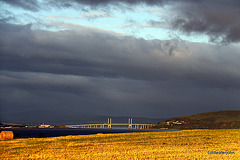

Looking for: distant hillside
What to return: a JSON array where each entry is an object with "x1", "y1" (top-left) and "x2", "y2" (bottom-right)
[
  {"x1": 153, "y1": 110, "x2": 240, "y2": 129},
  {"x1": 0, "y1": 122, "x2": 25, "y2": 127}
]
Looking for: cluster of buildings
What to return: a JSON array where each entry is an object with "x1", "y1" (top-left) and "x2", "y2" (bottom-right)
[
  {"x1": 165, "y1": 120, "x2": 187, "y2": 125},
  {"x1": 38, "y1": 124, "x2": 54, "y2": 128}
]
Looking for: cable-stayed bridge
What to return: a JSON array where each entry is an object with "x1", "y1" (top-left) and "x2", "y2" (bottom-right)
[{"x1": 65, "y1": 118, "x2": 154, "y2": 129}]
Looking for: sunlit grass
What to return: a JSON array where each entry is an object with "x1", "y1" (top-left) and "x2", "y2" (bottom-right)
[{"x1": 1, "y1": 129, "x2": 239, "y2": 159}]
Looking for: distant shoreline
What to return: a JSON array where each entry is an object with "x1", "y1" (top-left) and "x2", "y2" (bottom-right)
[{"x1": 0, "y1": 128, "x2": 173, "y2": 139}]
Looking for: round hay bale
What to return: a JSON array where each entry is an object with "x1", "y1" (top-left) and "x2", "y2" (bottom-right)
[
  {"x1": 97, "y1": 133, "x2": 103, "y2": 135},
  {"x1": 0, "y1": 131, "x2": 14, "y2": 140}
]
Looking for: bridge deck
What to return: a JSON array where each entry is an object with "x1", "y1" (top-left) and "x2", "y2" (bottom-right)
[
  {"x1": 66, "y1": 123, "x2": 154, "y2": 127},
  {"x1": 65, "y1": 118, "x2": 154, "y2": 129}
]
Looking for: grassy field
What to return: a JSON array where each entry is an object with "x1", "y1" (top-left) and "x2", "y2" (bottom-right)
[{"x1": 0, "y1": 129, "x2": 239, "y2": 159}]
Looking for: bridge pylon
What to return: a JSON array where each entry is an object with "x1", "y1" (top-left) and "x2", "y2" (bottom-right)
[
  {"x1": 108, "y1": 118, "x2": 112, "y2": 129},
  {"x1": 128, "y1": 118, "x2": 133, "y2": 129}
]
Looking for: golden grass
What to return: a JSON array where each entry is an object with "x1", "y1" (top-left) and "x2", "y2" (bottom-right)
[{"x1": 0, "y1": 129, "x2": 239, "y2": 159}]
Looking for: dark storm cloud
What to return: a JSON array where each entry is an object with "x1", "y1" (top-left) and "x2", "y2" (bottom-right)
[
  {"x1": 171, "y1": 0, "x2": 240, "y2": 43},
  {"x1": 1, "y1": 22, "x2": 240, "y2": 88},
  {"x1": 0, "y1": 22, "x2": 240, "y2": 121},
  {"x1": 1, "y1": 0, "x2": 240, "y2": 123}
]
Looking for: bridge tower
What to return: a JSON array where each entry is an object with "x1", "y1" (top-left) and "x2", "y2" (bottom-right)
[
  {"x1": 108, "y1": 118, "x2": 112, "y2": 129},
  {"x1": 128, "y1": 118, "x2": 133, "y2": 129}
]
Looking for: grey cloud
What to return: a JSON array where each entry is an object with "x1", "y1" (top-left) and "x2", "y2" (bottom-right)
[
  {"x1": 148, "y1": 20, "x2": 168, "y2": 29},
  {"x1": 170, "y1": 0, "x2": 240, "y2": 43},
  {"x1": 1, "y1": 23, "x2": 240, "y2": 88},
  {"x1": 47, "y1": 0, "x2": 167, "y2": 7},
  {"x1": 1, "y1": 22, "x2": 240, "y2": 122},
  {"x1": 0, "y1": 71, "x2": 96, "y2": 96},
  {"x1": 1, "y1": 0, "x2": 240, "y2": 123},
  {"x1": 82, "y1": 12, "x2": 112, "y2": 20},
  {"x1": 1, "y1": 0, "x2": 240, "y2": 43},
  {"x1": 0, "y1": 0, "x2": 40, "y2": 11},
  {"x1": 0, "y1": 10, "x2": 16, "y2": 23},
  {"x1": 0, "y1": 0, "x2": 166, "y2": 11}
]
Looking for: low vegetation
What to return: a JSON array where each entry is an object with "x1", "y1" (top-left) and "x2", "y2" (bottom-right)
[
  {"x1": 154, "y1": 110, "x2": 240, "y2": 129},
  {"x1": 1, "y1": 129, "x2": 239, "y2": 159}
]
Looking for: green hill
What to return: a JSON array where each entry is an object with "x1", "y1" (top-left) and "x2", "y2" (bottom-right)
[
  {"x1": 153, "y1": 110, "x2": 240, "y2": 129},
  {"x1": 0, "y1": 122, "x2": 25, "y2": 127}
]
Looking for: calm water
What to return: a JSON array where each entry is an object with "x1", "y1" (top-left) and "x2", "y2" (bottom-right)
[{"x1": 0, "y1": 128, "x2": 170, "y2": 138}]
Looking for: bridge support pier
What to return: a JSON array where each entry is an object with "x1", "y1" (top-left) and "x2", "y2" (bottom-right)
[
  {"x1": 108, "y1": 118, "x2": 112, "y2": 129},
  {"x1": 128, "y1": 118, "x2": 133, "y2": 129}
]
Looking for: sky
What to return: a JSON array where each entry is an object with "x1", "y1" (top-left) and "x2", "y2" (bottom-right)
[{"x1": 0, "y1": 0, "x2": 240, "y2": 124}]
